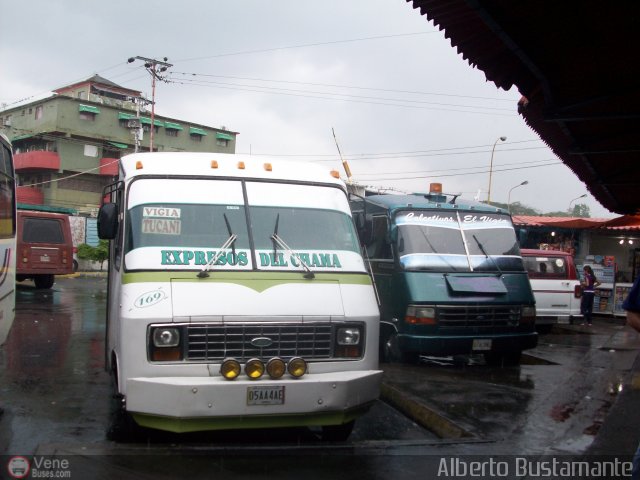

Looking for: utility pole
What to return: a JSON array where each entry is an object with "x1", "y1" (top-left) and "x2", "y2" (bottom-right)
[{"x1": 127, "y1": 56, "x2": 172, "y2": 152}]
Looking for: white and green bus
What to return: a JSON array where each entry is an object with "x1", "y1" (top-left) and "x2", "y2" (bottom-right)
[{"x1": 98, "y1": 152, "x2": 381, "y2": 440}]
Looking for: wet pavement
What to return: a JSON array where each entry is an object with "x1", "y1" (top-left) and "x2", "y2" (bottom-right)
[{"x1": 1, "y1": 275, "x2": 640, "y2": 478}]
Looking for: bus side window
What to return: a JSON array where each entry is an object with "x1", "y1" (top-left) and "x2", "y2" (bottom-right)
[{"x1": 368, "y1": 216, "x2": 392, "y2": 260}]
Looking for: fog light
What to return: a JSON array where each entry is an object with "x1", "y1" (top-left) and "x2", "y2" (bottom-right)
[
  {"x1": 220, "y1": 358, "x2": 241, "y2": 380},
  {"x1": 153, "y1": 328, "x2": 180, "y2": 347},
  {"x1": 287, "y1": 357, "x2": 307, "y2": 378},
  {"x1": 245, "y1": 358, "x2": 265, "y2": 379},
  {"x1": 266, "y1": 357, "x2": 286, "y2": 379}
]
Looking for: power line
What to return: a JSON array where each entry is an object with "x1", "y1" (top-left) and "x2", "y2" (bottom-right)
[
  {"x1": 174, "y1": 31, "x2": 438, "y2": 63},
  {"x1": 170, "y1": 71, "x2": 516, "y2": 103},
  {"x1": 353, "y1": 158, "x2": 560, "y2": 177},
  {"x1": 168, "y1": 78, "x2": 517, "y2": 116},
  {"x1": 359, "y1": 161, "x2": 561, "y2": 182},
  {"x1": 235, "y1": 139, "x2": 544, "y2": 158},
  {"x1": 167, "y1": 76, "x2": 514, "y2": 112}
]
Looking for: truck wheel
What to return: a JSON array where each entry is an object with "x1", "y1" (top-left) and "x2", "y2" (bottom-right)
[
  {"x1": 383, "y1": 333, "x2": 419, "y2": 364},
  {"x1": 321, "y1": 420, "x2": 355, "y2": 441},
  {"x1": 34, "y1": 275, "x2": 54, "y2": 289},
  {"x1": 484, "y1": 351, "x2": 522, "y2": 366}
]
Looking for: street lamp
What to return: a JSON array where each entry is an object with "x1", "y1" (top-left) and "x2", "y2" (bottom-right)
[
  {"x1": 487, "y1": 136, "x2": 507, "y2": 204},
  {"x1": 568, "y1": 194, "x2": 587, "y2": 214},
  {"x1": 508, "y1": 180, "x2": 529, "y2": 214}
]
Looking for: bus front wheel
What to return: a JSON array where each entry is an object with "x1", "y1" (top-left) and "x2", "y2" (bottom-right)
[
  {"x1": 484, "y1": 351, "x2": 522, "y2": 367},
  {"x1": 321, "y1": 420, "x2": 355, "y2": 441}
]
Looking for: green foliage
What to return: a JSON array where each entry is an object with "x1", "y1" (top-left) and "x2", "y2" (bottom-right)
[
  {"x1": 485, "y1": 201, "x2": 590, "y2": 218},
  {"x1": 482, "y1": 201, "x2": 541, "y2": 216},
  {"x1": 77, "y1": 240, "x2": 109, "y2": 270}
]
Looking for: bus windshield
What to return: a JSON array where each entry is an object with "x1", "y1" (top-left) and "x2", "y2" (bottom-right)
[
  {"x1": 124, "y1": 178, "x2": 364, "y2": 272},
  {"x1": 396, "y1": 210, "x2": 524, "y2": 272}
]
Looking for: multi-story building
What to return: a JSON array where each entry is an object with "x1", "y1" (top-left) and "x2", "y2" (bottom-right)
[{"x1": 0, "y1": 75, "x2": 238, "y2": 214}]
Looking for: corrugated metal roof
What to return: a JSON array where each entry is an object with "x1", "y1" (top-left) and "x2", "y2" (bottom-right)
[{"x1": 408, "y1": 0, "x2": 640, "y2": 215}]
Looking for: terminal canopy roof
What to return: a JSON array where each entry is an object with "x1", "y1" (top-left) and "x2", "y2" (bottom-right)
[{"x1": 408, "y1": 0, "x2": 640, "y2": 215}]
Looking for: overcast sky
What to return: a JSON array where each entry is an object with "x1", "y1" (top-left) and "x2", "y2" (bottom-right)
[{"x1": 0, "y1": 0, "x2": 614, "y2": 218}]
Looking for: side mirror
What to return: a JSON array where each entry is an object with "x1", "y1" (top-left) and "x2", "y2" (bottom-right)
[{"x1": 98, "y1": 203, "x2": 118, "y2": 240}]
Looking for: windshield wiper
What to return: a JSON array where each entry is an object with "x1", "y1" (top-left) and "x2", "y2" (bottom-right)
[
  {"x1": 197, "y1": 234, "x2": 238, "y2": 278},
  {"x1": 223, "y1": 213, "x2": 236, "y2": 259},
  {"x1": 472, "y1": 234, "x2": 502, "y2": 275},
  {"x1": 271, "y1": 213, "x2": 280, "y2": 258},
  {"x1": 271, "y1": 233, "x2": 315, "y2": 279}
]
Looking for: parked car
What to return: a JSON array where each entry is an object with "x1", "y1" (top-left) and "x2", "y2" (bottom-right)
[
  {"x1": 521, "y1": 249, "x2": 582, "y2": 331},
  {"x1": 16, "y1": 209, "x2": 74, "y2": 289}
]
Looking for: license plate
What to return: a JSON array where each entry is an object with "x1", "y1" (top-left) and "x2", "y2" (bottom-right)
[
  {"x1": 246, "y1": 385, "x2": 285, "y2": 406},
  {"x1": 40, "y1": 256, "x2": 50, "y2": 262},
  {"x1": 472, "y1": 339, "x2": 492, "y2": 351}
]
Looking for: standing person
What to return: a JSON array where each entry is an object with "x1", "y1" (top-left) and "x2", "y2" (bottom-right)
[
  {"x1": 622, "y1": 275, "x2": 640, "y2": 480},
  {"x1": 580, "y1": 265, "x2": 601, "y2": 326}
]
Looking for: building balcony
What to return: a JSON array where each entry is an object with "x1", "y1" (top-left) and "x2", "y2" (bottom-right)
[
  {"x1": 16, "y1": 186, "x2": 44, "y2": 205},
  {"x1": 15, "y1": 151, "x2": 61, "y2": 171},
  {"x1": 99, "y1": 157, "x2": 119, "y2": 176}
]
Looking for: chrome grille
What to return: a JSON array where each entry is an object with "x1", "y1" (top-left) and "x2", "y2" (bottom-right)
[
  {"x1": 437, "y1": 305, "x2": 520, "y2": 327},
  {"x1": 186, "y1": 323, "x2": 333, "y2": 362}
]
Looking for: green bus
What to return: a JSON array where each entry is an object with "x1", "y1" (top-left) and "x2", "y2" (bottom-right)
[{"x1": 350, "y1": 184, "x2": 537, "y2": 365}]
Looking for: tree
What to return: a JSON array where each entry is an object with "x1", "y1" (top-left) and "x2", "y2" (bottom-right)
[
  {"x1": 77, "y1": 240, "x2": 109, "y2": 270},
  {"x1": 483, "y1": 201, "x2": 541, "y2": 216}
]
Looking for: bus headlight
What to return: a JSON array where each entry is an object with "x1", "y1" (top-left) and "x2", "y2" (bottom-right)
[
  {"x1": 405, "y1": 306, "x2": 436, "y2": 325},
  {"x1": 220, "y1": 358, "x2": 241, "y2": 380},
  {"x1": 153, "y1": 328, "x2": 180, "y2": 347},
  {"x1": 521, "y1": 306, "x2": 536, "y2": 324},
  {"x1": 150, "y1": 327, "x2": 182, "y2": 361},
  {"x1": 335, "y1": 326, "x2": 363, "y2": 358}
]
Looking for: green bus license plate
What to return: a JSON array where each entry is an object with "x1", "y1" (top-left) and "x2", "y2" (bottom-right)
[
  {"x1": 246, "y1": 385, "x2": 285, "y2": 406},
  {"x1": 472, "y1": 339, "x2": 492, "y2": 351}
]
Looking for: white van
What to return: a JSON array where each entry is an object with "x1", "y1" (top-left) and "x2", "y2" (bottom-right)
[
  {"x1": 98, "y1": 152, "x2": 382, "y2": 440},
  {"x1": 521, "y1": 249, "x2": 582, "y2": 330}
]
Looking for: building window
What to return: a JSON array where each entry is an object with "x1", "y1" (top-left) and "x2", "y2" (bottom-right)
[
  {"x1": 166, "y1": 129, "x2": 178, "y2": 137},
  {"x1": 216, "y1": 139, "x2": 229, "y2": 147},
  {"x1": 84, "y1": 145, "x2": 98, "y2": 157},
  {"x1": 35, "y1": 105, "x2": 43, "y2": 120},
  {"x1": 79, "y1": 111, "x2": 96, "y2": 121},
  {"x1": 190, "y1": 134, "x2": 203, "y2": 142},
  {"x1": 78, "y1": 91, "x2": 86, "y2": 99},
  {"x1": 58, "y1": 174, "x2": 106, "y2": 193}
]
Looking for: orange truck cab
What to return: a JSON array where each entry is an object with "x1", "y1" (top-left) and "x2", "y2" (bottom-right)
[{"x1": 16, "y1": 209, "x2": 74, "y2": 289}]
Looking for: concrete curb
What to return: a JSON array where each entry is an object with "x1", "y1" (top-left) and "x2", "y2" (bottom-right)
[{"x1": 380, "y1": 382, "x2": 474, "y2": 439}]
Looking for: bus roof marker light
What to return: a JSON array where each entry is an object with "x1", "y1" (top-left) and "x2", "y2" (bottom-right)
[
  {"x1": 136, "y1": 161, "x2": 143, "y2": 170},
  {"x1": 430, "y1": 183, "x2": 443, "y2": 193},
  {"x1": 264, "y1": 163, "x2": 272, "y2": 172},
  {"x1": 237, "y1": 161, "x2": 245, "y2": 170},
  {"x1": 330, "y1": 170, "x2": 340, "y2": 179},
  {"x1": 211, "y1": 160, "x2": 218, "y2": 169}
]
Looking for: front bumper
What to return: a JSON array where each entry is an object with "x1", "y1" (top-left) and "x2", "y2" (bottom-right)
[
  {"x1": 398, "y1": 332, "x2": 538, "y2": 356},
  {"x1": 125, "y1": 369, "x2": 382, "y2": 433}
]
